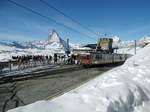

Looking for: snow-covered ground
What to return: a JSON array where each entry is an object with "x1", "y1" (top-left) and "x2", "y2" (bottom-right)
[
  {"x1": 117, "y1": 46, "x2": 141, "y2": 55},
  {"x1": 113, "y1": 36, "x2": 150, "y2": 55},
  {"x1": 8, "y1": 44, "x2": 150, "y2": 112},
  {"x1": 0, "y1": 45, "x2": 64, "y2": 62}
]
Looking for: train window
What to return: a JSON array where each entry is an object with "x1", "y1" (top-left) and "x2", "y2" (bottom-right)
[
  {"x1": 83, "y1": 56, "x2": 86, "y2": 59},
  {"x1": 81, "y1": 55, "x2": 90, "y2": 60},
  {"x1": 86, "y1": 55, "x2": 90, "y2": 59},
  {"x1": 96, "y1": 54, "x2": 100, "y2": 59}
]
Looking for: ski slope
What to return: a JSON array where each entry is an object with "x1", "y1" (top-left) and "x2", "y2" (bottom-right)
[{"x1": 8, "y1": 44, "x2": 150, "y2": 112}]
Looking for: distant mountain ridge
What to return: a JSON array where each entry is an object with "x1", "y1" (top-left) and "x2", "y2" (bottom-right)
[
  {"x1": 0, "y1": 32, "x2": 150, "y2": 61},
  {"x1": 0, "y1": 40, "x2": 27, "y2": 49},
  {"x1": 0, "y1": 30, "x2": 70, "y2": 51},
  {"x1": 0, "y1": 30, "x2": 73, "y2": 61},
  {"x1": 112, "y1": 36, "x2": 150, "y2": 48},
  {"x1": 0, "y1": 32, "x2": 150, "y2": 52}
]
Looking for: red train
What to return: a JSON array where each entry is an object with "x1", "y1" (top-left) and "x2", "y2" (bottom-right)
[{"x1": 79, "y1": 52, "x2": 130, "y2": 65}]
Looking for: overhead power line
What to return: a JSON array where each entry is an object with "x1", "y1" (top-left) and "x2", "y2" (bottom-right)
[
  {"x1": 7, "y1": 0, "x2": 96, "y2": 40},
  {"x1": 40, "y1": 0, "x2": 99, "y2": 37}
]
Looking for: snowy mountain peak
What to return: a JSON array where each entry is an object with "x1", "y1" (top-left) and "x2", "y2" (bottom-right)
[
  {"x1": 112, "y1": 36, "x2": 121, "y2": 43},
  {"x1": 110, "y1": 36, "x2": 121, "y2": 48},
  {"x1": 48, "y1": 30, "x2": 61, "y2": 43},
  {"x1": 139, "y1": 36, "x2": 150, "y2": 43},
  {"x1": 46, "y1": 30, "x2": 69, "y2": 51}
]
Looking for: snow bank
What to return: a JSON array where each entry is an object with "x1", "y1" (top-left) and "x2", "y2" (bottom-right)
[
  {"x1": 118, "y1": 46, "x2": 141, "y2": 55},
  {"x1": 8, "y1": 44, "x2": 150, "y2": 112}
]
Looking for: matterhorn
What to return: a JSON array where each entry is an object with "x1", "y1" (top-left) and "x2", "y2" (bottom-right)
[
  {"x1": 46, "y1": 30, "x2": 69, "y2": 52},
  {"x1": 48, "y1": 30, "x2": 62, "y2": 44}
]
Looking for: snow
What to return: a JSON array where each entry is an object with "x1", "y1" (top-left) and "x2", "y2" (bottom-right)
[
  {"x1": 117, "y1": 47, "x2": 141, "y2": 55},
  {"x1": 1, "y1": 34, "x2": 150, "y2": 62},
  {"x1": 75, "y1": 47, "x2": 92, "y2": 50},
  {"x1": 113, "y1": 36, "x2": 121, "y2": 42},
  {"x1": 0, "y1": 45, "x2": 16, "y2": 61},
  {"x1": 1, "y1": 34, "x2": 148, "y2": 62},
  {"x1": 139, "y1": 36, "x2": 150, "y2": 43},
  {"x1": 47, "y1": 30, "x2": 69, "y2": 51},
  {"x1": 8, "y1": 44, "x2": 150, "y2": 112},
  {"x1": 0, "y1": 30, "x2": 71, "y2": 62},
  {"x1": 0, "y1": 45, "x2": 55, "y2": 62},
  {"x1": 48, "y1": 30, "x2": 61, "y2": 43},
  {"x1": 69, "y1": 43, "x2": 83, "y2": 49},
  {"x1": 112, "y1": 36, "x2": 121, "y2": 48}
]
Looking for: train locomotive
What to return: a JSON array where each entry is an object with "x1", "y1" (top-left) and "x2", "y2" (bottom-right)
[{"x1": 79, "y1": 38, "x2": 130, "y2": 65}]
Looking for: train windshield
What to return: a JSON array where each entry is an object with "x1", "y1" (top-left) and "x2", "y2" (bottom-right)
[{"x1": 81, "y1": 55, "x2": 90, "y2": 59}]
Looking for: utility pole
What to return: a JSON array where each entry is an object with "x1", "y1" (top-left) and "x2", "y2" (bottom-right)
[
  {"x1": 134, "y1": 40, "x2": 136, "y2": 55},
  {"x1": 67, "y1": 38, "x2": 70, "y2": 52},
  {"x1": 66, "y1": 38, "x2": 70, "y2": 57}
]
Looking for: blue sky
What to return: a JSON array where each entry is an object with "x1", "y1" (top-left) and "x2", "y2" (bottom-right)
[{"x1": 0, "y1": 0, "x2": 150, "y2": 43}]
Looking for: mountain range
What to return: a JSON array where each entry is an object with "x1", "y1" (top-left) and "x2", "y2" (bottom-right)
[
  {"x1": 0, "y1": 30, "x2": 71, "y2": 50},
  {"x1": 1, "y1": 31, "x2": 150, "y2": 50},
  {"x1": 0, "y1": 30, "x2": 150, "y2": 61}
]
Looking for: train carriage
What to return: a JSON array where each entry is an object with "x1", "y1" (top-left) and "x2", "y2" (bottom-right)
[
  {"x1": 79, "y1": 52, "x2": 130, "y2": 66},
  {"x1": 80, "y1": 53, "x2": 92, "y2": 65}
]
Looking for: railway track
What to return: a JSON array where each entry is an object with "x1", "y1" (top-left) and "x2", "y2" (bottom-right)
[
  {"x1": 0, "y1": 65, "x2": 84, "y2": 85},
  {"x1": 0, "y1": 61, "x2": 125, "y2": 85}
]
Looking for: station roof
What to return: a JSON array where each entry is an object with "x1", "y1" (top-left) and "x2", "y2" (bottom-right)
[{"x1": 83, "y1": 44, "x2": 97, "y2": 49}]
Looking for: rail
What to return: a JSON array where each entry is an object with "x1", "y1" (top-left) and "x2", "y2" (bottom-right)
[{"x1": 0, "y1": 65, "x2": 83, "y2": 84}]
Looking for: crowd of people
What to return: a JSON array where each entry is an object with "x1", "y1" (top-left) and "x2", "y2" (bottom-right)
[
  {"x1": 12, "y1": 55, "x2": 53, "y2": 69},
  {"x1": 0, "y1": 53, "x2": 80, "y2": 72}
]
